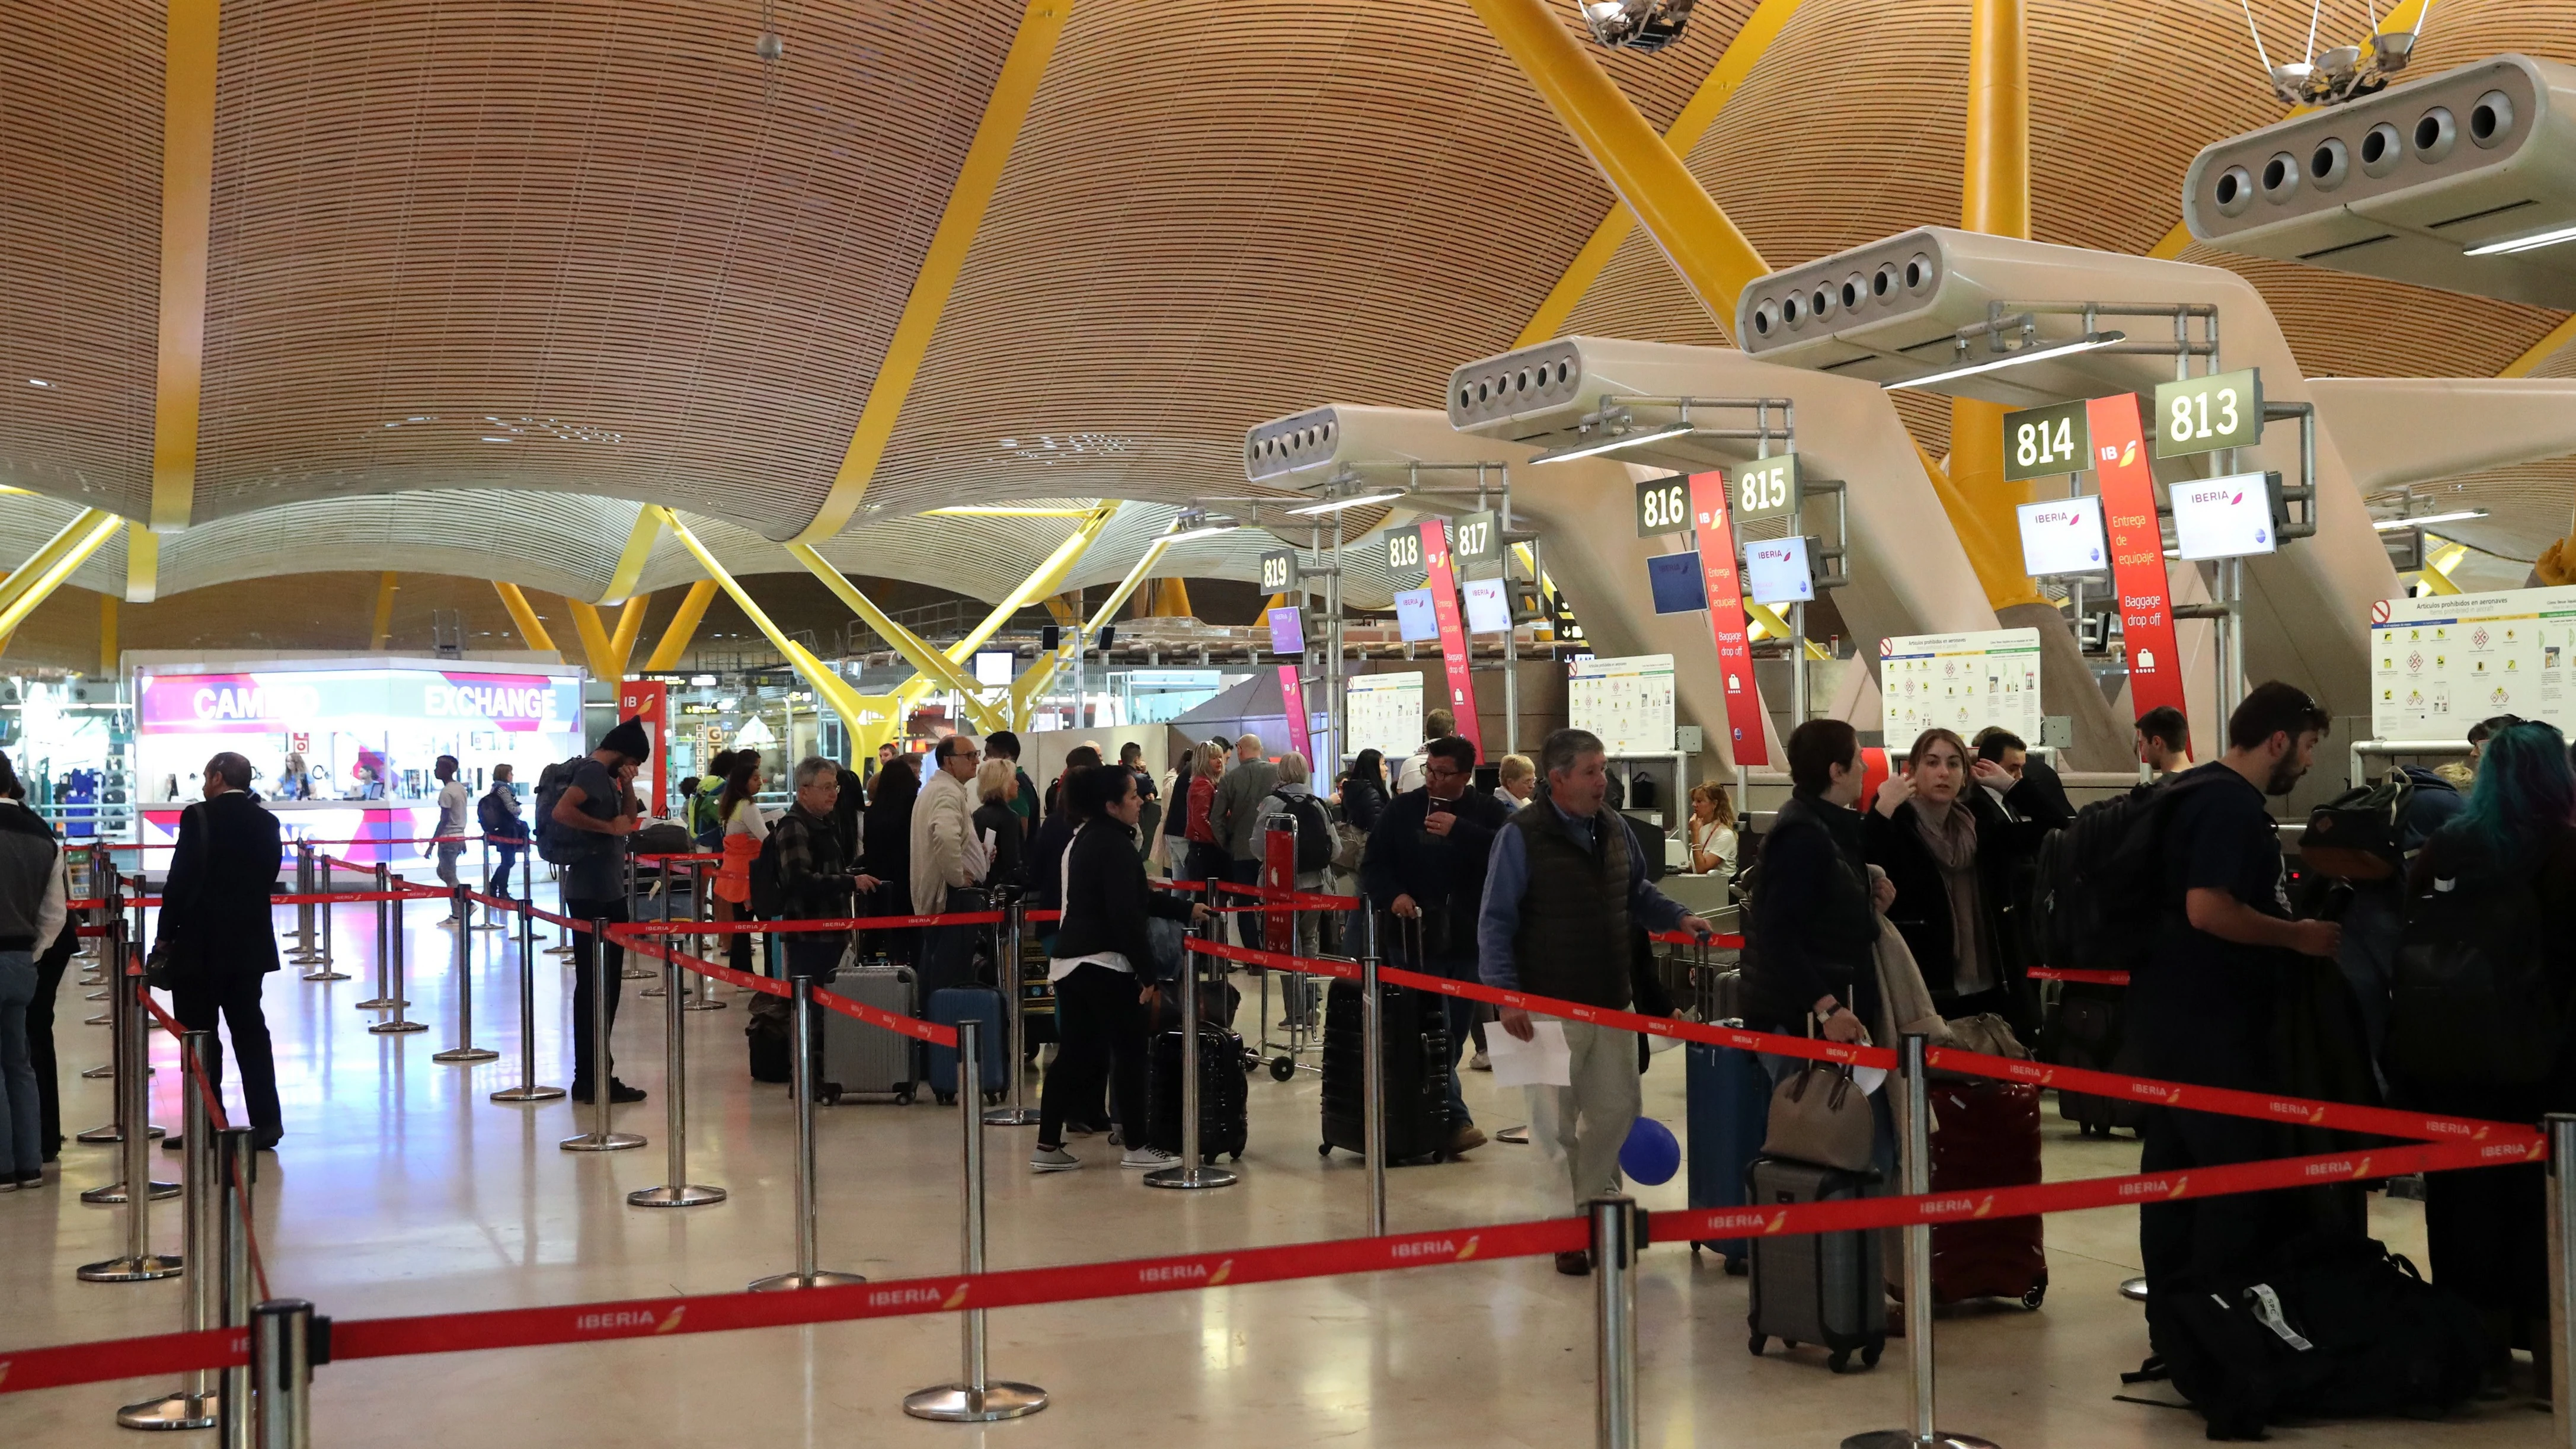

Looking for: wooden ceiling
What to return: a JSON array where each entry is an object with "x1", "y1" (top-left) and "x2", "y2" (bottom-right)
[{"x1": 1, "y1": 0, "x2": 2572, "y2": 599}]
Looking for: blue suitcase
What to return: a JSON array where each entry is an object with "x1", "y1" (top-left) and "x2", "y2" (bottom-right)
[
  {"x1": 1686, "y1": 1038, "x2": 1773, "y2": 1271},
  {"x1": 925, "y1": 986, "x2": 1010, "y2": 1105}
]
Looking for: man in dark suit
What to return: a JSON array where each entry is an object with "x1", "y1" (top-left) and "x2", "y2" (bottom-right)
[{"x1": 161, "y1": 751, "x2": 285, "y2": 1150}]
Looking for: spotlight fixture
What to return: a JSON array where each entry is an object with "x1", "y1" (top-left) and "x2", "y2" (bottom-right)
[
  {"x1": 2371, "y1": 508, "x2": 2488, "y2": 530},
  {"x1": 2245, "y1": 8, "x2": 2419, "y2": 108},
  {"x1": 1577, "y1": 0, "x2": 1698, "y2": 51},
  {"x1": 1164, "y1": 511, "x2": 1241, "y2": 542},
  {"x1": 1880, "y1": 332, "x2": 2127, "y2": 392},
  {"x1": 1529, "y1": 421, "x2": 1697, "y2": 465},
  {"x1": 1284, "y1": 490, "x2": 1405, "y2": 517}
]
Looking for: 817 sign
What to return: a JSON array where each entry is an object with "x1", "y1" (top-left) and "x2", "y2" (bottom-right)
[{"x1": 1635, "y1": 476, "x2": 1690, "y2": 538}]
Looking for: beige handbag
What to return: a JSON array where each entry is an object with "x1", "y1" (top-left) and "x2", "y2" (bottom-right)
[{"x1": 1761, "y1": 1017, "x2": 1879, "y2": 1174}]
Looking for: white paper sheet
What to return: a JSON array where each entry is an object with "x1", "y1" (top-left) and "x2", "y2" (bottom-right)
[{"x1": 1486, "y1": 1019, "x2": 1573, "y2": 1088}]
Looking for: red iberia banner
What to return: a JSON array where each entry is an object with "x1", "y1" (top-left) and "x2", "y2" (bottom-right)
[
  {"x1": 2085, "y1": 394, "x2": 2190, "y2": 743},
  {"x1": 1688, "y1": 471, "x2": 1768, "y2": 766},
  {"x1": 1417, "y1": 519, "x2": 1484, "y2": 759}
]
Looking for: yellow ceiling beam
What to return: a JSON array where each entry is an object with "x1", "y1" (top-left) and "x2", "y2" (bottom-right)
[
  {"x1": 562, "y1": 597, "x2": 618, "y2": 681},
  {"x1": 889, "y1": 501, "x2": 1121, "y2": 713},
  {"x1": 660, "y1": 510, "x2": 894, "y2": 750},
  {"x1": 0, "y1": 514, "x2": 123, "y2": 639},
  {"x1": 2503, "y1": 314, "x2": 2576, "y2": 378},
  {"x1": 1744, "y1": 600, "x2": 1829, "y2": 659},
  {"x1": 1512, "y1": 0, "x2": 1807, "y2": 346},
  {"x1": 124, "y1": 526, "x2": 159, "y2": 604},
  {"x1": 369, "y1": 571, "x2": 398, "y2": 650},
  {"x1": 99, "y1": 594, "x2": 119, "y2": 678},
  {"x1": 786, "y1": 542, "x2": 1009, "y2": 732},
  {"x1": 790, "y1": 0, "x2": 1073, "y2": 545},
  {"x1": 923, "y1": 506, "x2": 1101, "y2": 518},
  {"x1": 643, "y1": 578, "x2": 720, "y2": 673},
  {"x1": 0, "y1": 510, "x2": 111, "y2": 616},
  {"x1": 494, "y1": 581, "x2": 564, "y2": 662},
  {"x1": 601, "y1": 506, "x2": 667, "y2": 604},
  {"x1": 149, "y1": 0, "x2": 220, "y2": 532},
  {"x1": 1469, "y1": 0, "x2": 1767, "y2": 328},
  {"x1": 1008, "y1": 531, "x2": 1176, "y2": 724},
  {"x1": 605, "y1": 594, "x2": 651, "y2": 678}
]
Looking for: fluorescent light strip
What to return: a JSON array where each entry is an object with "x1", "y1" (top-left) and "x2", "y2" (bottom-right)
[
  {"x1": 1529, "y1": 422, "x2": 1697, "y2": 466},
  {"x1": 1880, "y1": 331, "x2": 2128, "y2": 392},
  {"x1": 2372, "y1": 508, "x2": 2488, "y2": 531},
  {"x1": 1163, "y1": 524, "x2": 1239, "y2": 542},
  {"x1": 2463, "y1": 223, "x2": 2576, "y2": 257},
  {"x1": 1284, "y1": 490, "x2": 1405, "y2": 517}
]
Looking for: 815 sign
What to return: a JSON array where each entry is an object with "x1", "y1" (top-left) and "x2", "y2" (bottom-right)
[
  {"x1": 1734, "y1": 455, "x2": 1798, "y2": 522},
  {"x1": 1635, "y1": 476, "x2": 1690, "y2": 538}
]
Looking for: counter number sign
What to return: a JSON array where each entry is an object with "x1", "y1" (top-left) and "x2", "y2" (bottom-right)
[
  {"x1": 1635, "y1": 475, "x2": 1690, "y2": 538},
  {"x1": 1258, "y1": 549, "x2": 1296, "y2": 593},
  {"x1": 1734, "y1": 454, "x2": 1798, "y2": 523},
  {"x1": 2153, "y1": 367, "x2": 2262, "y2": 459},
  {"x1": 1452, "y1": 509, "x2": 1501, "y2": 574},
  {"x1": 2000, "y1": 399, "x2": 2091, "y2": 482},
  {"x1": 1384, "y1": 527, "x2": 1428, "y2": 590}
]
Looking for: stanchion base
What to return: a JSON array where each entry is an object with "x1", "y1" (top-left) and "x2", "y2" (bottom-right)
[
  {"x1": 559, "y1": 1131, "x2": 648, "y2": 1152},
  {"x1": 749, "y1": 1269, "x2": 868, "y2": 1292},
  {"x1": 628, "y1": 1183, "x2": 728, "y2": 1208},
  {"x1": 367, "y1": 1019, "x2": 430, "y2": 1035},
  {"x1": 982, "y1": 1106, "x2": 1040, "y2": 1127},
  {"x1": 80, "y1": 1063, "x2": 112, "y2": 1079},
  {"x1": 81, "y1": 1179, "x2": 181, "y2": 1205},
  {"x1": 299, "y1": 970, "x2": 352, "y2": 983},
  {"x1": 490, "y1": 1084, "x2": 568, "y2": 1103},
  {"x1": 2120, "y1": 1276, "x2": 2149, "y2": 1302},
  {"x1": 901, "y1": 1382, "x2": 1049, "y2": 1422},
  {"x1": 680, "y1": 997, "x2": 727, "y2": 1012},
  {"x1": 432, "y1": 1046, "x2": 501, "y2": 1063},
  {"x1": 117, "y1": 1389, "x2": 218, "y2": 1429},
  {"x1": 1842, "y1": 1434, "x2": 1998, "y2": 1449},
  {"x1": 76, "y1": 1252, "x2": 184, "y2": 1283},
  {"x1": 1142, "y1": 1163, "x2": 1239, "y2": 1190},
  {"x1": 640, "y1": 986, "x2": 667, "y2": 997},
  {"x1": 471, "y1": 922, "x2": 504, "y2": 933},
  {"x1": 545, "y1": 946, "x2": 576, "y2": 958},
  {"x1": 84, "y1": 1011, "x2": 110, "y2": 1025},
  {"x1": 76, "y1": 1122, "x2": 164, "y2": 1144},
  {"x1": 621, "y1": 967, "x2": 654, "y2": 980},
  {"x1": 353, "y1": 996, "x2": 403, "y2": 1009},
  {"x1": 1495, "y1": 1125, "x2": 1530, "y2": 1145}
]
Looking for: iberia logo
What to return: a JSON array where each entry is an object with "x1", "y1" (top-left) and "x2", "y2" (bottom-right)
[
  {"x1": 1207, "y1": 1259, "x2": 1234, "y2": 1287},
  {"x1": 1456, "y1": 1235, "x2": 1481, "y2": 1262},
  {"x1": 2351, "y1": 1156, "x2": 2372, "y2": 1179},
  {"x1": 656, "y1": 1305, "x2": 687, "y2": 1333},
  {"x1": 1765, "y1": 1210, "x2": 1793, "y2": 1234},
  {"x1": 2120, "y1": 441, "x2": 2138, "y2": 468},
  {"x1": 1972, "y1": 1195, "x2": 1996, "y2": 1218},
  {"x1": 2167, "y1": 1175, "x2": 2190, "y2": 1198},
  {"x1": 942, "y1": 1283, "x2": 971, "y2": 1310}
]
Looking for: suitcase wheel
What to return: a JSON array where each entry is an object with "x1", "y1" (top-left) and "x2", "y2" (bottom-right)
[
  {"x1": 1318, "y1": 1143, "x2": 1333, "y2": 1157},
  {"x1": 935, "y1": 1091, "x2": 957, "y2": 1107},
  {"x1": 2021, "y1": 1285, "x2": 2046, "y2": 1310},
  {"x1": 894, "y1": 1088, "x2": 915, "y2": 1106},
  {"x1": 1862, "y1": 1344, "x2": 1883, "y2": 1368},
  {"x1": 1270, "y1": 1057, "x2": 1295, "y2": 1082},
  {"x1": 983, "y1": 1090, "x2": 1004, "y2": 1106},
  {"x1": 1747, "y1": 1335, "x2": 1766, "y2": 1358}
]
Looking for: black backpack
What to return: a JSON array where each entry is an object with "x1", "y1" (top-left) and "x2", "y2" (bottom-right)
[
  {"x1": 531, "y1": 756, "x2": 595, "y2": 865},
  {"x1": 2130, "y1": 1233, "x2": 2485, "y2": 1440},
  {"x1": 476, "y1": 788, "x2": 512, "y2": 837},
  {"x1": 2386, "y1": 862, "x2": 2559, "y2": 1089},
  {"x1": 2032, "y1": 775, "x2": 2189, "y2": 973},
  {"x1": 1264, "y1": 793, "x2": 1333, "y2": 875},
  {"x1": 2297, "y1": 773, "x2": 2414, "y2": 882},
  {"x1": 748, "y1": 827, "x2": 788, "y2": 920}
]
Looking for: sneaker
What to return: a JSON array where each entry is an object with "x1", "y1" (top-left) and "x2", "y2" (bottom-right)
[
  {"x1": 1062, "y1": 1121, "x2": 1101, "y2": 1138},
  {"x1": 15, "y1": 1170, "x2": 44, "y2": 1188},
  {"x1": 1030, "y1": 1146, "x2": 1080, "y2": 1173},
  {"x1": 1447, "y1": 1123, "x2": 1488, "y2": 1154},
  {"x1": 1120, "y1": 1145, "x2": 1180, "y2": 1169},
  {"x1": 1554, "y1": 1250, "x2": 1592, "y2": 1277},
  {"x1": 608, "y1": 1080, "x2": 647, "y2": 1105},
  {"x1": 437, "y1": 917, "x2": 462, "y2": 929},
  {"x1": 1469, "y1": 1051, "x2": 1491, "y2": 1072}
]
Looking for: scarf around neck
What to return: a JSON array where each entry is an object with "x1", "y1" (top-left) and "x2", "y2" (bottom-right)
[{"x1": 1911, "y1": 796, "x2": 1990, "y2": 991}]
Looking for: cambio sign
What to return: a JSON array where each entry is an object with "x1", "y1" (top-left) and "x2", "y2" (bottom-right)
[{"x1": 140, "y1": 670, "x2": 577, "y2": 735}]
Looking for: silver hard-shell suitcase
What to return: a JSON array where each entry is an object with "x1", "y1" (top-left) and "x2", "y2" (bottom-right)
[
  {"x1": 1745, "y1": 1156, "x2": 1887, "y2": 1373},
  {"x1": 820, "y1": 961, "x2": 918, "y2": 1103}
]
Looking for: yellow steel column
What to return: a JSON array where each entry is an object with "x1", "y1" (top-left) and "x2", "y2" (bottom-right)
[
  {"x1": 785, "y1": 543, "x2": 1008, "y2": 731},
  {"x1": 494, "y1": 581, "x2": 561, "y2": 658},
  {"x1": 659, "y1": 511, "x2": 885, "y2": 748},
  {"x1": 1468, "y1": 0, "x2": 1766, "y2": 328},
  {"x1": 370, "y1": 572, "x2": 399, "y2": 650},
  {"x1": 562, "y1": 599, "x2": 618, "y2": 682},
  {"x1": 887, "y1": 502, "x2": 1121, "y2": 715},
  {"x1": 0, "y1": 511, "x2": 109, "y2": 615},
  {"x1": 642, "y1": 579, "x2": 720, "y2": 673},
  {"x1": 600, "y1": 507, "x2": 666, "y2": 605},
  {"x1": 1008, "y1": 533, "x2": 1176, "y2": 719},
  {"x1": 149, "y1": 0, "x2": 220, "y2": 533},
  {"x1": 124, "y1": 527, "x2": 159, "y2": 604},
  {"x1": 0, "y1": 515, "x2": 123, "y2": 639},
  {"x1": 100, "y1": 596, "x2": 119, "y2": 678},
  {"x1": 606, "y1": 594, "x2": 651, "y2": 678}
]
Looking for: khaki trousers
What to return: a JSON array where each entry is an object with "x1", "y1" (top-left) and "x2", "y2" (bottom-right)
[{"x1": 1523, "y1": 1019, "x2": 1641, "y2": 1213}]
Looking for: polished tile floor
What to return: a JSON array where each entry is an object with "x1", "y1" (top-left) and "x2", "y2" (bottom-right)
[{"x1": 0, "y1": 895, "x2": 2550, "y2": 1447}]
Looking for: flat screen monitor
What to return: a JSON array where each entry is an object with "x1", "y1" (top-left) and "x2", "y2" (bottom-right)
[
  {"x1": 2015, "y1": 495, "x2": 2108, "y2": 575},
  {"x1": 1266, "y1": 604, "x2": 1306, "y2": 655},
  {"x1": 1644, "y1": 553, "x2": 1706, "y2": 615},
  {"x1": 2171, "y1": 472, "x2": 2278, "y2": 561},
  {"x1": 1742, "y1": 535, "x2": 1815, "y2": 605},
  {"x1": 971, "y1": 650, "x2": 1015, "y2": 687},
  {"x1": 1392, "y1": 587, "x2": 1442, "y2": 642},
  {"x1": 1461, "y1": 576, "x2": 1511, "y2": 634}
]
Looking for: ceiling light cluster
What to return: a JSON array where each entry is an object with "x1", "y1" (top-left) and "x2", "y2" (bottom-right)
[
  {"x1": 2239, "y1": 2, "x2": 2425, "y2": 108},
  {"x1": 1578, "y1": 0, "x2": 1699, "y2": 51},
  {"x1": 1530, "y1": 422, "x2": 1696, "y2": 465},
  {"x1": 1284, "y1": 490, "x2": 1404, "y2": 516}
]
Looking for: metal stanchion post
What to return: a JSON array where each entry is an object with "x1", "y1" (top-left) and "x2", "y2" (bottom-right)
[
  {"x1": 117, "y1": 1031, "x2": 221, "y2": 1427},
  {"x1": 285, "y1": 845, "x2": 319, "y2": 962},
  {"x1": 367, "y1": 878, "x2": 426, "y2": 1036},
  {"x1": 301, "y1": 849, "x2": 347, "y2": 982},
  {"x1": 629, "y1": 941, "x2": 725, "y2": 1207},
  {"x1": 983, "y1": 893, "x2": 1035, "y2": 1127},
  {"x1": 1146, "y1": 919, "x2": 1237, "y2": 1191},
  {"x1": 1362, "y1": 910, "x2": 1387, "y2": 1235},
  {"x1": 682, "y1": 860, "x2": 724, "y2": 1012},
  {"x1": 621, "y1": 853, "x2": 653, "y2": 980},
  {"x1": 491, "y1": 869, "x2": 565, "y2": 1103},
  {"x1": 248, "y1": 1299, "x2": 318, "y2": 1449},
  {"x1": 2549, "y1": 1114, "x2": 2576, "y2": 1448},
  {"x1": 562, "y1": 920, "x2": 644, "y2": 1151},
  {"x1": 356, "y1": 863, "x2": 397, "y2": 1009},
  {"x1": 79, "y1": 969, "x2": 183, "y2": 1277},
  {"x1": 432, "y1": 884, "x2": 497, "y2": 1063},
  {"x1": 473, "y1": 830, "x2": 501, "y2": 932},
  {"x1": 750, "y1": 977, "x2": 864, "y2": 1290},
  {"x1": 906, "y1": 1020, "x2": 1048, "y2": 1421},
  {"x1": 76, "y1": 917, "x2": 136, "y2": 1143},
  {"x1": 212, "y1": 1127, "x2": 254, "y2": 1449},
  {"x1": 1591, "y1": 1195, "x2": 1639, "y2": 1449},
  {"x1": 641, "y1": 861, "x2": 670, "y2": 1000},
  {"x1": 1843, "y1": 1034, "x2": 1997, "y2": 1449}
]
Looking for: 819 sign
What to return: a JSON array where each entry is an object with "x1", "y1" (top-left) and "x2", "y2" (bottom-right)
[
  {"x1": 1258, "y1": 549, "x2": 1296, "y2": 593},
  {"x1": 1635, "y1": 476, "x2": 1690, "y2": 538}
]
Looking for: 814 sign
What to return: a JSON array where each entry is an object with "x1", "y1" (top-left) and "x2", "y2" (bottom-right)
[{"x1": 2001, "y1": 399, "x2": 2091, "y2": 482}]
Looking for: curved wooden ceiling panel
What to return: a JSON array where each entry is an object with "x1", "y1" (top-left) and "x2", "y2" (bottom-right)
[
  {"x1": 0, "y1": 0, "x2": 162, "y2": 517},
  {"x1": 187, "y1": 1, "x2": 1016, "y2": 527}
]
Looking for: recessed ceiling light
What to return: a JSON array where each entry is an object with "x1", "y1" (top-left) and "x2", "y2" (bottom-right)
[
  {"x1": 27, "y1": 379, "x2": 48, "y2": 388},
  {"x1": 480, "y1": 436, "x2": 513, "y2": 443}
]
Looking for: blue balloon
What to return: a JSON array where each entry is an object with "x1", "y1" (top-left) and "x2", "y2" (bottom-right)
[{"x1": 1619, "y1": 1116, "x2": 1680, "y2": 1186}]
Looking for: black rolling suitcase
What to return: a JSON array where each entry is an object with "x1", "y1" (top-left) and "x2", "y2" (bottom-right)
[
  {"x1": 1146, "y1": 1025, "x2": 1248, "y2": 1162},
  {"x1": 1746, "y1": 1156, "x2": 1887, "y2": 1374},
  {"x1": 1319, "y1": 975, "x2": 1453, "y2": 1162},
  {"x1": 2044, "y1": 981, "x2": 2149, "y2": 1137}
]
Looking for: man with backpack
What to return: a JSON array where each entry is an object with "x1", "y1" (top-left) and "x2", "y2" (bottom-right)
[
  {"x1": 546, "y1": 718, "x2": 653, "y2": 1107},
  {"x1": 477, "y1": 763, "x2": 527, "y2": 927},
  {"x1": 1362, "y1": 734, "x2": 1507, "y2": 1156},
  {"x1": 762, "y1": 756, "x2": 881, "y2": 1095},
  {"x1": 2136, "y1": 683, "x2": 2341, "y2": 1294}
]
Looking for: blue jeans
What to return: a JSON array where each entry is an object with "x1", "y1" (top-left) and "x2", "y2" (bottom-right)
[
  {"x1": 0, "y1": 949, "x2": 38, "y2": 1177},
  {"x1": 1426, "y1": 954, "x2": 1478, "y2": 1128},
  {"x1": 1756, "y1": 1050, "x2": 1897, "y2": 1186}
]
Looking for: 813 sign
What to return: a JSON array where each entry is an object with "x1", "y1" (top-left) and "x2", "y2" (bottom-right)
[
  {"x1": 1635, "y1": 475, "x2": 1690, "y2": 538},
  {"x1": 2000, "y1": 399, "x2": 2091, "y2": 482},
  {"x1": 2153, "y1": 368, "x2": 2262, "y2": 459}
]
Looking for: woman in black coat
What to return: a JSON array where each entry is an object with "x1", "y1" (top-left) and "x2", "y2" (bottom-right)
[
  {"x1": 1862, "y1": 727, "x2": 2063, "y2": 1029},
  {"x1": 862, "y1": 754, "x2": 919, "y2": 960},
  {"x1": 1338, "y1": 749, "x2": 1390, "y2": 834}
]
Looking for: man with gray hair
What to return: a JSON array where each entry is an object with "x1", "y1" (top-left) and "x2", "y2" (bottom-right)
[
  {"x1": 912, "y1": 734, "x2": 984, "y2": 997},
  {"x1": 771, "y1": 755, "x2": 880, "y2": 1094},
  {"x1": 1478, "y1": 728, "x2": 1712, "y2": 1274},
  {"x1": 1208, "y1": 732, "x2": 1281, "y2": 948}
]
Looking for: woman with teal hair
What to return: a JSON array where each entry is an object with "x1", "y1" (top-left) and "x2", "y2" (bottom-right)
[{"x1": 2404, "y1": 720, "x2": 2576, "y2": 1400}]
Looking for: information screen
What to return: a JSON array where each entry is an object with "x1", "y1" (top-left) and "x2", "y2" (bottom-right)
[
  {"x1": 2370, "y1": 584, "x2": 2576, "y2": 738},
  {"x1": 1878, "y1": 628, "x2": 2044, "y2": 748},
  {"x1": 973, "y1": 650, "x2": 1015, "y2": 686},
  {"x1": 1461, "y1": 576, "x2": 1511, "y2": 634},
  {"x1": 1568, "y1": 654, "x2": 1676, "y2": 757},
  {"x1": 1743, "y1": 536, "x2": 1814, "y2": 605},
  {"x1": 2015, "y1": 495, "x2": 2108, "y2": 575},
  {"x1": 2171, "y1": 472, "x2": 2277, "y2": 561},
  {"x1": 1645, "y1": 553, "x2": 1705, "y2": 615},
  {"x1": 1392, "y1": 587, "x2": 1441, "y2": 642},
  {"x1": 1266, "y1": 605, "x2": 1306, "y2": 655},
  {"x1": 1344, "y1": 673, "x2": 1424, "y2": 762}
]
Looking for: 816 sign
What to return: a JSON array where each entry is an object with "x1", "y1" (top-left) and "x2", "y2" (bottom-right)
[{"x1": 1635, "y1": 476, "x2": 1690, "y2": 538}]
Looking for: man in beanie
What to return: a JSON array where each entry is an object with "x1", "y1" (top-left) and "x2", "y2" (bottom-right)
[{"x1": 551, "y1": 716, "x2": 653, "y2": 1106}]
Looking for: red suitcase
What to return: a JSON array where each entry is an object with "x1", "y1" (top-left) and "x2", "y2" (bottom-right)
[{"x1": 1906, "y1": 1080, "x2": 2048, "y2": 1308}]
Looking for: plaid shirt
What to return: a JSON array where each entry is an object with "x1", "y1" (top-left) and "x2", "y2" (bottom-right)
[{"x1": 771, "y1": 804, "x2": 854, "y2": 920}]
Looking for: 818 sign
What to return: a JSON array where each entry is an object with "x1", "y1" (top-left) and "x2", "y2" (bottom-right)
[{"x1": 1383, "y1": 529, "x2": 1427, "y2": 590}]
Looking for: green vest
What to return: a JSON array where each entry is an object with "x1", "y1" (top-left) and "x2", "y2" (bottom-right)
[{"x1": 1508, "y1": 806, "x2": 1632, "y2": 1011}]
